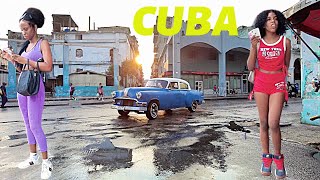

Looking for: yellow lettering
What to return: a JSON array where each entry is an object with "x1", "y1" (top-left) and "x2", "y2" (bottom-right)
[
  {"x1": 212, "y1": 7, "x2": 238, "y2": 36},
  {"x1": 186, "y1": 7, "x2": 211, "y2": 36},
  {"x1": 157, "y1": 7, "x2": 184, "y2": 36},
  {"x1": 133, "y1": 6, "x2": 156, "y2": 36}
]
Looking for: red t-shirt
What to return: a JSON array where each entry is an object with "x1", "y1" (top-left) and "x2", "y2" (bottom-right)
[{"x1": 257, "y1": 36, "x2": 286, "y2": 71}]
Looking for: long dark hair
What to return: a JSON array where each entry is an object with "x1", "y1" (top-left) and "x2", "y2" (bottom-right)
[{"x1": 253, "y1": 9, "x2": 287, "y2": 38}]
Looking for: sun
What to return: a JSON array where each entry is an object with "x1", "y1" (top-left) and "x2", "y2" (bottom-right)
[{"x1": 135, "y1": 55, "x2": 142, "y2": 65}]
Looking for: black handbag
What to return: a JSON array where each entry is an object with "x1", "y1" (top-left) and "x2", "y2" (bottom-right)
[{"x1": 17, "y1": 59, "x2": 42, "y2": 96}]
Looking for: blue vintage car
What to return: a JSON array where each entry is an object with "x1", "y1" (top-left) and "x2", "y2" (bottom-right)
[{"x1": 111, "y1": 78, "x2": 204, "y2": 120}]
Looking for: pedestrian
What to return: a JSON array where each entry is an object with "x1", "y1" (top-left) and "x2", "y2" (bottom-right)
[
  {"x1": 69, "y1": 83, "x2": 75, "y2": 100},
  {"x1": 247, "y1": 9, "x2": 290, "y2": 179},
  {"x1": 0, "y1": 82, "x2": 8, "y2": 108},
  {"x1": 0, "y1": 7, "x2": 53, "y2": 179},
  {"x1": 213, "y1": 85, "x2": 217, "y2": 95},
  {"x1": 97, "y1": 83, "x2": 104, "y2": 101}
]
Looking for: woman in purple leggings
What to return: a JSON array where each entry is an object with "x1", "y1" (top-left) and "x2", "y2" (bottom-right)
[{"x1": 1, "y1": 7, "x2": 53, "y2": 179}]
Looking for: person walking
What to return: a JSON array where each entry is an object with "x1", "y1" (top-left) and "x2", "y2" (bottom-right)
[
  {"x1": 247, "y1": 9, "x2": 291, "y2": 179},
  {"x1": 1, "y1": 7, "x2": 53, "y2": 179},
  {"x1": 0, "y1": 82, "x2": 8, "y2": 108},
  {"x1": 97, "y1": 83, "x2": 104, "y2": 101},
  {"x1": 69, "y1": 83, "x2": 75, "y2": 100}
]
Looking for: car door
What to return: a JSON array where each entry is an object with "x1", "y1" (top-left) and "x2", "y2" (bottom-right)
[{"x1": 167, "y1": 81, "x2": 184, "y2": 108}]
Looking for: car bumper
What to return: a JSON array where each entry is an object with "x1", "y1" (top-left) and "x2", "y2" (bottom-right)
[{"x1": 111, "y1": 105, "x2": 147, "y2": 111}]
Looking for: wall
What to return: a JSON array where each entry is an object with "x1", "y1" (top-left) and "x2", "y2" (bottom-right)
[
  {"x1": 70, "y1": 73, "x2": 106, "y2": 86},
  {"x1": 300, "y1": 32, "x2": 320, "y2": 126}
]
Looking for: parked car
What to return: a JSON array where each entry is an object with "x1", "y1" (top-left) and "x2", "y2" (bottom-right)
[{"x1": 111, "y1": 78, "x2": 204, "y2": 120}]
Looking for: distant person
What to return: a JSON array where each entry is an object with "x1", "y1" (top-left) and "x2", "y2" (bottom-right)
[
  {"x1": 0, "y1": 82, "x2": 8, "y2": 108},
  {"x1": 1, "y1": 7, "x2": 53, "y2": 179},
  {"x1": 247, "y1": 9, "x2": 290, "y2": 179},
  {"x1": 70, "y1": 83, "x2": 75, "y2": 100},
  {"x1": 97, "y1": 83, "x2": 104, "y2": 101},
  {"x1": 213, "y1": 85, "x2": 217, "y2": 94}
]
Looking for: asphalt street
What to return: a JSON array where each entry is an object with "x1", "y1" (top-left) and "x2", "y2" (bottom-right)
[{"x1": 0, "y1": 98, "x2": 319, "y2": 180}]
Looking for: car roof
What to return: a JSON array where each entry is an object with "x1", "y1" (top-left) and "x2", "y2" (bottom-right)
[{"x1": 149, "y1": 78, "x2": 189, "y2": 84}]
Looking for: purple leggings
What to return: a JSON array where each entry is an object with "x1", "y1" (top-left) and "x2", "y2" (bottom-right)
[{"x1": 17, "y1": 78, "x2": 47, "y2": 152}]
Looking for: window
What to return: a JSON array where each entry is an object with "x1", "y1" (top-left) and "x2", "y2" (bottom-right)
[
  {"x1": 76, "y1": 49, "x2": 83, "y2": 58},
  {"x1": 180, "y1": 82, "x2": 189, "y2": 90},
  {"x1": 58, "y1": 64, "x2": 63, "y2": 68},
  {"x1": 169, "y1": 82, "x2": 179, "y2": 89}
]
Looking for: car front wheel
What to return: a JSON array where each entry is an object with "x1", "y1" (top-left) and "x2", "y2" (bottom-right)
[
  {"x1": 188, "y1": 101, "x2": 197, "y2": 112},
  {"x1": 146, "y1": 101, "x2": 159, "y2": 120},
  {"x1": 118, "y1": 110, "x2": 130, "y2": 116}
]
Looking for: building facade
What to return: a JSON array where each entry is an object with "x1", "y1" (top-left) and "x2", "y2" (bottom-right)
[
  {"x1": 152, "y1": 18, "x2": 301, "y2": 96},
  {"x1": 3, "y1": 14, "x2": 140, "y2": 98}
]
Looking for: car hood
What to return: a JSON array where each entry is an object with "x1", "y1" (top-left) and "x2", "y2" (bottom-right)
[{"x1": 120, "y1": 87, "x2": 164, "y2": 97}]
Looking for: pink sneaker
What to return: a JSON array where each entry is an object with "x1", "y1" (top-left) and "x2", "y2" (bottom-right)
[
  {"x1": 273, "y1": 154, "x2": 286, "y2": 179},
  {"x1": 261, "y1": 153, "x2": 273, "y2": 176}
]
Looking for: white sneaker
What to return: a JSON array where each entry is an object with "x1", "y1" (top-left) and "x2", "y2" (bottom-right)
[
  {"x1": 18, "y1": 154, "x2": 40, "y2": 169},
  {"x1": 41, "y1": 159, "x2": 53, "y2": 179}
]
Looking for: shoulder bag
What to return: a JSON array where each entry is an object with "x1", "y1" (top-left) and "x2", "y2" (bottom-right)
[
  {"x1": 17, "y1": 59, "x2": 42, "y2": 96},
  {"x1": 248, "y1": 71, "x2": 255, "y2": 84}
]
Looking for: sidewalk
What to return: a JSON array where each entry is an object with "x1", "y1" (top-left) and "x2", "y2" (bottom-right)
[{"x1": 1, "y1": 94, "x2": 250, "y2": 108}]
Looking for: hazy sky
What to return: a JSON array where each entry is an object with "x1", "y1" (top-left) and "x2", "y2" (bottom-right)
[{"x1": 0, "y1": 0, "x2": 299, "y2": 79}]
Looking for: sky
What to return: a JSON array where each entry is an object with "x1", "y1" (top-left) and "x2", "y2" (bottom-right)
[{"x1": 0, "y1": 0, "x2": 299, "y2": 79}]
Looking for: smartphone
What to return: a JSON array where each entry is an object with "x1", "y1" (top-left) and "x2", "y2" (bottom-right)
[
  {"x1": 3, "y1": 48, "x2": 13, "y2": 55},
  {"x1": 248, "y1": 28, "x2": 261, "y2": 39}
]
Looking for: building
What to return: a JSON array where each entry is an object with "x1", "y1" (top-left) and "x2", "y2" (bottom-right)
[
  {"x1": 152, "y1": 17, "x2": 301, "y2": 96},
  {"x1": 3, "y1": 14, "x2": 140, "y2": 98}
]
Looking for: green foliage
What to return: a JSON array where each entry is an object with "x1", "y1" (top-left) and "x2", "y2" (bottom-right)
[{"x1": 120, "y1": 59, "x2": 144, "y2": 85}]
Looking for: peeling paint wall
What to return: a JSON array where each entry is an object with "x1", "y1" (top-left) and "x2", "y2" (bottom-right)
[{"x1": 301, "y1": 32, "x2": 320, "y2": 126}]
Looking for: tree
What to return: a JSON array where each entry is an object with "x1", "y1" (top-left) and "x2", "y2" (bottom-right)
[{"x1": 120, "y1": 59, "x2": 143, "y2": 87}]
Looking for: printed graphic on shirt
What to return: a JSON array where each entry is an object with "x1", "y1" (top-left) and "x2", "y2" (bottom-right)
[
  {"x1": 260, "y1": 47, "x2": 282, "y2": 60},
  {"x1": 275, "y1": 81, "x2": 286, "y2": 90}
]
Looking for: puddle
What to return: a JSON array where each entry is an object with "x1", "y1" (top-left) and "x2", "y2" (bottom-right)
[
  {"x1": 313, "y1": 152, "x2": 320, "y2": 160},
  {"x1": 83, "y1": 138, "x2": 133, "y2": 172},
  {"x1": 153, "y1": 128, "x2": 229, "y2": 174}
]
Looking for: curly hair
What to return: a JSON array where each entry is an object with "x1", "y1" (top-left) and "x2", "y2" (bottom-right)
[
  {"x1": 19, "y1": 7, "x2": 45, "y2": 28},
  {"x1": 253, "y1": 9, "x2": 287, "y2": 38}
]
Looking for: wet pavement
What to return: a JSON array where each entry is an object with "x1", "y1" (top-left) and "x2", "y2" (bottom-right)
[{"x1": 0, "y1": 98, "x2": 319, "y2": 180}]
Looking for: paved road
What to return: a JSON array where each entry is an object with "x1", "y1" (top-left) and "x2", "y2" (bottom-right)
[{"x1": 0, "y1": 98, "x2": 319, "y2": 180}]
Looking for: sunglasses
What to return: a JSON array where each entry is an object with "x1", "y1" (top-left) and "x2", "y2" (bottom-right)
[{"x1": 19, "y1": 12, "x2": 33, "y2": 21}]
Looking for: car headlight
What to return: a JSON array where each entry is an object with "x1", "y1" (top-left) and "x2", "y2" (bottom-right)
[
  {"x1": 111, "y1": 91, "x2": 116, "y2": 98},
  {"x1": 136, "y1": 92, "x2": 142, "y2": 99}
]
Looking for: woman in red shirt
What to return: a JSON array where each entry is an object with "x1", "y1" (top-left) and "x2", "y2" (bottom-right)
[{"x1": 247, "y1": 9, "x2": 291, "y2": 179}]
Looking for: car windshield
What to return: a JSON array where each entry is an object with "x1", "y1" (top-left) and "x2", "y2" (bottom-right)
[{"x1": 145, "y1": 80, "x2": 168, "y2": 88}]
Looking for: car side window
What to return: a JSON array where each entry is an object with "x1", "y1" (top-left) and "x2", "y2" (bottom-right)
[
  {"x1": 169, "y1": 82, "x2": 179, "y2": 90},
  {"x1": 180, "y1": 82, "x2": 189, "y2": 90}
]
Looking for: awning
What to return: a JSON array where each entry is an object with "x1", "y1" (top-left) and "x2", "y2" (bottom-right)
[{"x1": 283, "y1": 0, "x2": 320, "y2": 38}]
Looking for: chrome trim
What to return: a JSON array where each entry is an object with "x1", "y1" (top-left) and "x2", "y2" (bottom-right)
[{"x1": 111, "y1": 105, "x2": 147, "y2": 111}]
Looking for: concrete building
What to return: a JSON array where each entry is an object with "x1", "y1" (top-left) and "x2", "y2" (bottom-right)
[
  {"x1": 3, "y1": 14, "x2": 140, "y2": 98},
  {"x1": 51, "y1": 14, "x2": 140, "y2": 97},
  {"x1": 152, "y1": 17, "x2": 301, "y2": 96}
]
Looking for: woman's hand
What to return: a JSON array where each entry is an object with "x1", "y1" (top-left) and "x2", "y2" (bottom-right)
[
  {"x1": 250, "y1": 35, "x2": 260, "y2": 49},
  {"x1": 1, "y1": 49, "x2": 13, "y2": 61},
  {"x1": 12, "y1": 54, "x2": 28, "y2": 65}
]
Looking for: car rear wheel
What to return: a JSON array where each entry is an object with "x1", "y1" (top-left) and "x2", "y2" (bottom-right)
[
  {"x1": 146, "y1": 101, "x2": 159, "y2": 120},
  {"x1": 188, "y1": 101, "x2": 197, "y2": 112},
  {"x1": 118, "y1": 110, "x2": 130, "y2": 116}
]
